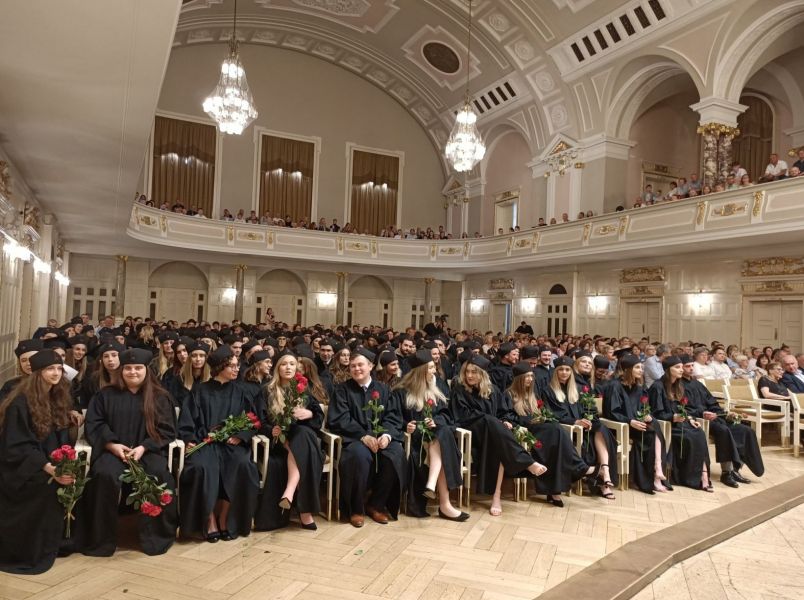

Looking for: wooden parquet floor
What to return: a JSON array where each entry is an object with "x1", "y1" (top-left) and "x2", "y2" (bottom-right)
[{"x1": 2, "y1": 445, "x2": 802, "y2": 600}]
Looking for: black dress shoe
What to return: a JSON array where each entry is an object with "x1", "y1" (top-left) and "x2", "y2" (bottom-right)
[
  {"x1": 732, "y1": 471, "x2": 751, "y2": 484},
  {"x1": 301, "y1": 521, "x2": 318, "y2": 531},
  {"x1": 661, "y1": 480, "x2": 674, "y2": 491},
  {"x1": 547, "y1": 495, "x2": 565, "y2": 507},
  {"x1": 438, "y1": 508, "x2": 470, "y2": 522},
  {"x1": 219, "y1": 530, "x2": 234, "y2": 541},
  {"x1": 720, "y1": 471, "x2": 739, "y2": 488},
  {"x1": 205, "y1": 531, "x2": 221, "y2": 543}
]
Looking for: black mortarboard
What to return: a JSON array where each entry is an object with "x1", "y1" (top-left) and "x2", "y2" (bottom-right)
[
  {"x1": 295, "y1": 344, "x2": 315, "y2": 360},
  {"x1": 96, "y1": 341, "x2": 126, "y2": 356},
  {"x1": 512, "y1": 361, "x2": 532, "y2": 377},
  {"x1": 30, "y1": 350, "x2": 62, "y2": 371},
  {"x1": 498, "y1": 342, "x2": 516, "y2": 357},
  {"x1": 662, "y1": 356, "x2": 683, "y2": 370},
  {"x1": 67, "y1": 335, "x2": 89, "y2": 348},
  {"x1": 378, "y1": 351, "x2": 398, "y2": 367},
  {"x1": 619, "y1": 354, "x2": 640, "y2": 370},
  {"x1": 208, "y1": 345, "x2": 234, "y2": 368},
  {"x1": 187, "y1": 341, "x2": 211, "y2": 355},
  {"x1": 554, "y1": 356, "x2": 575, "y2": 368},
  {"x1": 158, "y1": 331, "x2": 179, "y2": 343},
  {"x1": 15, "y1": 338, "x2": 43, "y2": 357},
  {"x1": 468, "y1": 355, "x2": 491, "y2": 371},
  {"x1": 593, "y1": 355, "x2": 611, "y2": 369},
  {"x1": 679, "y1": 354, "x2": 693, "y2": 365},
  {"x1": 521, "y1": 345, "x2": 539, "y2": 360},
  {"x1": 613, "y1": 347, "x2": 634, "y2": 360},
  {"x1": 407, "y1": 349, "x2": 433, "y2": 369},
  {"x1": 43, "y1": 338, "x2": 68, "y2": 350},
  {"x1": 248, "y1": 350, "x2": 272, "y2": 365},
  {"x1": 353, "y1": 348, "x2": 375, "y2": 363},
  {"x1": 119, "y1": 348, "x2": 154, "y2": 366}
]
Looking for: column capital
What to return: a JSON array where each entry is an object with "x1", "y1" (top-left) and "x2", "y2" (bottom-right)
[
  {"x1": 234, "y1": 264, "x2": 247, "y2": 271},
  {"x1": 116, "y1": 255, "x2": 128, "y2": 262},
  {"x1": 424, "y1": 277, "x2": 435, "y2": 284},
  {"x1": 695, "y1": 122, "x2": 740, "y2": 137},
  {"x1": 690, "y1": 96, "x2": 748, "y2": 129},
  {"x1": 335, "y1": 271, "x2": 348, "y2": 278}
]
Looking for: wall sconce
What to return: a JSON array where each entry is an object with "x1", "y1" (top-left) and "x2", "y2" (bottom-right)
[
  {"x1": 588, "y1": 295, "x2": 608, "y2": 314},
  {"x1": 223, "y1": 287, "x2": 238, "y2": 301},
  {"x1": 318, "y1": 292, "x2": 337, "y2": 309},
  {"x1": 520, "y1": 297, "x2": 537, "y2": 315},
  {"x1": 54, "y1": 271, "x2": 70, "y2": 286},
  {"x1": 690, "y1": 291, "x2": 712, "y2": 313},
  {"x1": 33, "y1": 257, "x2": 51, "y2": 274},
  {"x1": 2, "y1": 238, "x2": 31, "y2": 262},
  {"x1": 470, "y1": 299, "x2": 485, "y2": 314}
]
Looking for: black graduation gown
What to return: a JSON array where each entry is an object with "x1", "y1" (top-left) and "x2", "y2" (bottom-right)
[
  {"x1": 395, "y1": 390, "x2": 462, "y2": 517},
  {"x1": 161, "y1": 370, "x2": 184, "y2": 408},
  {"x1": 534, "y1": 365, "x2": 552, "y2": 390},
  {"x1": 326, "y1": 379, "x2": 406, "y2": 518},
  {"x1": 605, "y1": 380, "x2": 668, "y2": 493},
  {"x1": 177, "y1": 379, "x2": 260, "y2": 539},
  {"x1": 648, "y1": 381, "x2": 710, "y2": 489},
  {"x1": 683, "y1": 378, "x2": 764, "y2": 476},
  {"x1": 75, "y1": 387, "x2": 178, "y2": 556},
  {"x1": 489, "y1": 362, "x2": 514, "y2": 393},
  {"x1": 449, "y1": 384, "x2": 535, "y2": 495},
  {"x1": 253, "y1": 392, "x2": 324, "y2": 531},
  {"x1": 499, "y1": 392, "x2": 589, "y2": 495},
  {"x1": 0, "y1": 376, "x2": 22, "y2": 401},
  {"x1": 77, "y1": 372, "x2": 100, "y2": 411},
  {"x1": 540, "y1": 382, "x2": 620, "y2": 488},
  {"x1": 0, "y1": 395, "x2": 71, "y2": 574}
]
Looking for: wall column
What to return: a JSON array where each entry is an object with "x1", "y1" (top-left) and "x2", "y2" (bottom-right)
[
  {"x1": 335, "y1": 272, "x2": 347, "y2": 325},
  {"x1": 234, "y1": 264, "x2": 246, "y2": 322},
  {"x1": 423, "y1": 277, "x2": 434, "y2": 325},
  {"x1": 691, "y1": 97, "x2": 747, "y2": 187},
  {"x1": 113, "y1": 255, "x2": 127, "y2": 323}
]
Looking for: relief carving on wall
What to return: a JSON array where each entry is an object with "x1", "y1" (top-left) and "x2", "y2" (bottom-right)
[
  {"x1": 752, "y1": 190, "x2": 765, "y2": 218},
  {"x1": 489, "y1": 278, "x2": 515, "y2": 290},
  {"x1": 596, "y1": 224, "x2": 617, "y2": 236},
  {"x1": 622, "y1": 285, "x2": 660, "y2": 297},
  {"x1": 712, "y1": 202, "x2": 746, "y2": 217},
  {"x1": 620, "y1": 267, "x2": 665, "y2": 283},
  {"x1": 0, "y1": 160, "x2": 11, "y2": 196},
  {"x1": 742, "y1": 257, "x2": 804, "y2": 277},
  {"x1": 439, "y1": 246, "x2": 462, "y2": 255},
  {"x1": 514, "y1": 238, "x2": 531, "y2": 248},
  {"x1": 695, "y1": 201, "x2": 707, "y2": 225}
]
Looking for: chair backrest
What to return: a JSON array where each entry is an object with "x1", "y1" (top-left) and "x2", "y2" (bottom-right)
[
  {"x1": 730, "y1": 378, "x2": 751, "y2": 387},
  {"x1": 726, "y1": 383, "x2": 758, "y2": 402},
  {"x1": 790, "y1": 392, "x2": 802, "y2": 414},
  {"x1": 702, "y1": 378, "x2": 727, "y2": 396},
  {"x1": 594, "y1": 394, "x2": 604, "y2": 414}
]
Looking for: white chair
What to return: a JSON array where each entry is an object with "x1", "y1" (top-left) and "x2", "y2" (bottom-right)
[
  {"x1": 725, "y1": 381, "x2": 790, "y2": 447},
  {"x1": 700, "y1": 378, "x2": 728, "y2": 402},
  {"x1": 514, "y1": 423, "x2": 583, "y2": 501},
  {"x1": 790, "y1": 393, "x2": 802, "y2": 457},
  {"x1": 402, "y1": 427, "x2": 472, "y2": 509},
  {"x1": 320, "y1": 404, "x2": 342, "y2": 521},
  {"x1": 74, "y1": 409, "x2": 92, "y2": 476},
  {"x1": 594, "y1": 397, "x2": 629, "y2": 491}
]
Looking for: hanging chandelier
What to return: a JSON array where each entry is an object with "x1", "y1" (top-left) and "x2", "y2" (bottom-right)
[
  {"x1": 202, "y1": 0, "x2": 258, "y2": 135},
  {"x1": 445, "y1": 0, "x2": 485, "y2": 173}
]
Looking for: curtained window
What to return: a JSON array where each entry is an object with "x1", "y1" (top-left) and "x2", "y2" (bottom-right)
[
  {"x1": 350, "y1": 150, "x2": 399, "y2": 236},
  {"x1": 151, "y1": 116, "x2": 216, "y2": 216},
  {"x1": 258, "y1": 135, "x2": 315, "y2": 223},
  {"x1": 733, "y1": 95, "x2": 773, "y2": 182}
]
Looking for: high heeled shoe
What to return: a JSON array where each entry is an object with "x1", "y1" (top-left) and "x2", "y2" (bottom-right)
[
  {"x1": 204, "y1": 531, "x2": 220, "y2": 543},
  {"x1": 301, "y1": 521, "x2": 318, "y2": 531},
  {"x1": 423, "y1": 487, "x2": 437, "y2": 500},
  {"x1": 279, "y1": 497, "x2": 292, "y2": 511}
]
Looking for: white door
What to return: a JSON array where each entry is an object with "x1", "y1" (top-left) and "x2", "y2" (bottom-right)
[
  {"x1": 623, "y1": 301, "x2": 662, "y2": 341},
  {"x1": 156, "y1": 289, "x2": 195, "y2": 322},
  {"x1": 490, "y1": 303, "x2": 510, "y2": 334},
  {"x1": 750, "y1": 300, "x2": 803, "y2": 352},
  {"x1": 494, "y1": 199, "x2": 518, "y2": 233},
  {"x1": 261, "y1": 294, "x2": 296, "y2": 324},
  {"x1": 351, "y1": 299, "x2": 382, "y2": 328}
]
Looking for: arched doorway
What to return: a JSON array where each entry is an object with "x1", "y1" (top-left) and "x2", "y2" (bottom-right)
[
  {"x1": 255, "y1": 270, "x2": 306, "y2": 325},
  {"x1": 733, "y1": 95, "x2": 773, "y2": 184},
  {"x1": 546, "y1": 283, "x2": 569, "y2": 337},
  {"x1": 148, "y1": 262, "x2": 208, "y2": 322},
  {"x1": 348, "y1": 276, "x2": 392, "y2": 328}
]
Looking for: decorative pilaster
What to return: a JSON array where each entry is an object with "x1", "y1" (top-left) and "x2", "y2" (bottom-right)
[
  {"x1": 696, "y1": 123, "x2": 740, "y2": 188},
  {"x1": 113, "y1": 255, "x2": 127, "y2": 323},
  {"x1": 234, "y1": 264, "x2": 246, "y2": 322},
  {"x1": 335, "y1": 272, "x2": 347, "y2": 325},
  {"x1": 423, "y1": 278, "x2": 435, "y2": 325}
]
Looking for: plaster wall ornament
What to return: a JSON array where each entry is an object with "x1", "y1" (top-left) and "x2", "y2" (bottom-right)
[
  {"x1": 620, "y1": 267, "x2": 665, "y2": 284},
  {"x1": 489, "y1": 278, "x2": 515, "y2": 290},
  {"x1": 532, "y1": 70, "x2": 556, "y2": 93},
  {"x1": 742, "y1": 257, "x2": 804, "y2": 277},
  {"x1": 487, "y1": 13, "x2": 510, "y2": 33},
  {"x1": 513, "y1": 40, "x2": 535, "y2": 62},
  {"x1": 292, "y1": 0, "x2": 370, "y2": 17},
  {"x1": 550, "y1": 104, "x2": 568, "y2": 128}
]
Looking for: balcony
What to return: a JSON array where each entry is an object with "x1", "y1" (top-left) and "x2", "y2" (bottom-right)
[{"x1": 127, "y1": 178, "x2": 804, "y2": 272}]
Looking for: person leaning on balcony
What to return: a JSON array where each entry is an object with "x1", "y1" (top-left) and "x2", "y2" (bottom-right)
[{"x1": 759, "y1": 153, "x2": 788, "y2": 182}]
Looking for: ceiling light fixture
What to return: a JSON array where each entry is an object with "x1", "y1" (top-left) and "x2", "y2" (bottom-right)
[
  {"x1": 202, "y1": 0, "x2": 258, "y2": 135},
  {"x1": 444, "y1": 0, "x2": 485, "y2": 173}
]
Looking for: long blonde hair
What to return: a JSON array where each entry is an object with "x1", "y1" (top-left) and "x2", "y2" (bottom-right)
[
  {"x1": 139, "y1": 325, "x2": 155, "y2": 345},
  {"x1": 549, "y1": 367, "x2": 578, "y2": 404},
  {"x1": 265, "y1": 354, "x2": 300, "y2": 415},
  {"x1": 393, "y1": 362, "x2": 446, "y2": 411},
  {"x1": 507, "y1": 373, "x2": 538, "y2": 416},
  {"x1": 180, "y1": 351, "x2": 210, "y2": 390},
  {"x1": 573, "y1": 356, "x2": 595, "y2": 389},
  {"x1": 459, "y1": 361, "x2": 492, "y2": 399}
]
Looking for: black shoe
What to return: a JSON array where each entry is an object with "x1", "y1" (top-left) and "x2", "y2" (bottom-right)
[
  {"x1": 732, "y1": 471, "x2": 751, "y2": 484},
  {"x1": 205, "y1": 531, "x2": 221, "y2": 543},
  {"x1": 547, "y1": 495, "x2": 565, "y2": 508},
  {"x1": 719, "y1": 472, "x2": 739, "y2": 488},
  {"x1": 301, "y1": 521, "x2": 318, "y2": 531},
  {"x1": 219, "y1": 530, "x2": 234, "y2": 541},
  {"x1": 438, "y1": 508, "x2": 470, "y2": 522},
  {"x1": 661, "y1": 480, "x2": 674, "y2": 491}
]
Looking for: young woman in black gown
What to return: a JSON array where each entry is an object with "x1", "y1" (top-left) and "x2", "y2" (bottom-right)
[
  {"x1": 78, "y1": 341, "x2": 123, "y2": 410},
  {"x1": 503, "y1": 362, "x2": 593, "y2": 507},
  {"x1": 0, "y1": 339, "x2": 43, "y2": 400},
  {"x1": 75, "y1": 348, "x2": 178, "y2": 556},
  {"x1": 648, "y1": 356, "x2": 712, "y2": 491},
  {"x1": 0, "y1": 351, "x2": 74, "y2": 573},
  {"x1": 449, "y1": 355, "x2": 547, "y2": 517},
  {"x1": 393, "y1": 349, "x2": 468, "y2": 521},
  {"x1": 540, "y1": 356, "x2": 618, "y2": 499},
  {"x1": 254, "y1": 352, "x2": 324, "y2": 531},
  {"x1": 177, "y1": 346, "x2": 260, "y2": 542},
  {"x1": 604, "y1": 355, "x2": 670, "y2": 494},
  {"x1": 160, "y1": 337, "x2": 190, "y2": 407}
]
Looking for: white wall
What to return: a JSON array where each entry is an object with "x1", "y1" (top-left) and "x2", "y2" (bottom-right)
[{"x1": 156, "y1": 44, "x2": 446, "y2": 229}]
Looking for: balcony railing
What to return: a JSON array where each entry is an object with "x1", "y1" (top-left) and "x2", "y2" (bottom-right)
[{"x1": 127, "y1": 178, "x2": 804, "y2": 270}]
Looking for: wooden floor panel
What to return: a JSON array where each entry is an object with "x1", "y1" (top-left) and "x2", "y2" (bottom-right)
[{"x1": 1, "y1": 445, "x2": 802, "y2": 600}]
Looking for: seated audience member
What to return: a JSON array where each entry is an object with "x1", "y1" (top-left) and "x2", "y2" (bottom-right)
[
  {"x1": 759, "y1": 153, "x2": 788, "y2": 182},
  {"x1": 792, "y1": 148, "x2": 804, "y2": 174},
  {"x1": 329, "y1": 219, "x2": 340, "y2": 232},
  {"x1": 789, "y1": 166, "x2": 801, "y2": 178},
  {"x1": 676, "y1": 177, "x2": 689, "y2": 198},
  {"x1": 221, "y1": 209, "x2": 233, "y2": 221},
  {"x1": 758, "y1": 362, "x2": 791, "y2": 400},
  {"x1": 701, "y1": 185, "x2": 712, "y2": 195},
  {"x1": 688, "y1": 173, "x2": 702, "y2": 194},
  {"x1": 691, "y1": 347, "x2": 714, "y2": 379},
  {"x1": 738, "y1": 174, "x2": 752, "y2": 187},
  {"x1": 725, "y1": 174, "x2": 739, "y2": 190},
  {"x1": 537, "y1": 217, "x2": 547, "y2": 226},
  {"x1": 780, "y1": 354, "x2": 804, "y2": 394},
  {"x1": 561, "y1": 213, "x2": 570, "y2": 223},
  {"x1": 732, "y1": 161, "x2": 748, "y2": 180},
  {"x1": 732, "y1": 355, "x2": 755, "y2": 380},
  {"x1": 640, "y1": 184, "x2": 657, "y2": 205}
]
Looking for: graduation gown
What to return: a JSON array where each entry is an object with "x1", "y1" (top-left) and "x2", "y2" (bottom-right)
[
  {"x1": 604, "y1": 380, "x2": 668, "y2": 493},
  {"x1": 161, "y1": 370, "x2": 184, "y2": 408},
  {"x1": 499, "y1": 392, "x2": 589, "y2": 495},
  {"x1": 177, "y1": 379, "x2": 260, "y2": 539},
  {"x1": 253, "y1": 392, "x2": 324, "y2": 531},
  {"x1": 682, "y1": 378, "x2": 764, "y2": 477},
  {"x1": 326, "y1": 379, "x2": 406, "y2": 518},
  {"x1": 0, "y1": 376, "x2": 23, "y2": 402},
  {"x1": 395, "y1": 390, "x2": 462, "y2": 517},
  {"x1": 0, "y1": 395, "x2": 71, "y2": 574},
  {"x1": 540, "y1": 381, "x2": 620, "y2": 488},
  {"x1": 449, "y1": 384, "x2": 535, "y2": 495},
  {"x1": 75, "y1": 387, "x2": 178, "y2": 556},
  {"x1": 648, "y1": 381, "x2": 710, "y2": 489},
  {"x1": 489, "y1": 362, "x2": 514, "y2": 394},
  {"x1": 533, "y1": 365, "x2": 552, "y2": 390}
]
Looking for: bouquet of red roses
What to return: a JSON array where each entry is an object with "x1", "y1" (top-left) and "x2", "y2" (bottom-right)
[
  {"x1": 636, "y1": 395, "x2": 652, "y2": 461},
  {"x1": 185, "y1": 411, "x2": 262, "y2": 456},
  {"x1": 119, "y1": 457, "x2": 173, "y2": 517},
  {"x1": 513, "y1": 426, "x2": 542, "y2": 453},
  {"x1": 49, "y1": 445, "x2": 89, "y2": 537},
  {"x1": 530, "y1": 398, "x2": 557, "y2": 424},
  {"x1": 272, "y1": 372, "x2": 308, "y2": 444}
]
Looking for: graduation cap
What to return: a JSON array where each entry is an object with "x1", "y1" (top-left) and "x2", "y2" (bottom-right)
[
  {"x1": 208, "y1": 345, "x2": 234, "y2": 368},
  {"x1": 187, "y1": 341, "x2": 211, "y2": 355},
  {"x1": 662, "y1": 356, "x2": 682, "y2": 370},
  {"x1": 67, "y1": 335, "x2": 89, "y2": 348},
  {"x1": 619, "y1": 354, "x2": 640, "y2": 370},
  {"x1": 554, "y1": 356, "x2": 574, "y2": 368},
  {"x1": 498, "y1": 342, "x2": 517, "y2": 357},
  {"x1": 295, "y1": 344, "x2": 315, "y2": 360},
  {"x1": 248, "y1": 350, "x2": 272, "y2": 365},
  {"x1": 15, "y1": 338, "x2": 43, "y2": 357},
  {"x1": 593, "y1": 355, "x2": 611, "y2": 370},
  {"x1": 512, "y1": 361, "x2": 532, "y2": 377},
  {"x1": 521, "y1": 345, "x2": 540, "y2": 360},
  {"x1": 119, "y1": 348, "x2": 154, "y2": 366},
  {"x1": 352, "y1": 348, "x2": 376, "y2": 363},
  {"x1": 157, "y1": 331, "x2": 179, "y2": 343},
  {"x1": 407, "y1": 349, "x2": 434, "y2": 369},
  {"x1": 467, "y1": 354, "x2": 491, "y2": 372},
  {"x1": 30, "y1": 350, "x2": 62, "y2": 371},
  {"x1": 613, "y1": 346, "x2": 634, "y2": 360},
  {"x1": 378, "y1": 351, "x2": 398, "y2": 367}
]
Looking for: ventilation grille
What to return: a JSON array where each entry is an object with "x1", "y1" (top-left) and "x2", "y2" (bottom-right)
[
  {"x1": 453, "y1": 79, "x2": 519, "y2": 117},
  {"x1": 570, "y1": 0, "x2": 666, "y2": 64}
]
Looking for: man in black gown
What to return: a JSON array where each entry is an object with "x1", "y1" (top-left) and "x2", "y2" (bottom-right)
[
  {"x1": 326, "y1": 349, "x2": 406, "y2": 527},
  {"x1": 489, "y1": 343, "x2": 519, "y2": 392},
  {"x1": 681, "y1": 356, "x2": 764, "y2": 486}
]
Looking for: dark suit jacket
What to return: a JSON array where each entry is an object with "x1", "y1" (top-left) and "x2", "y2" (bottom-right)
[{"x1": 781, "y1": 371, "x2": 804, "y2": 393}]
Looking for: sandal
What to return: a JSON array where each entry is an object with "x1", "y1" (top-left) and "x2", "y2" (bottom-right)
[
  {"x1": 489, "y1": 504, "x2": 502, "y2": 517},
  {"x1": 279, "y1": 497, "x2": 292, "y2": 511},
  {"x1": 599, "y1": 464, "x2": 614, "y2": 488}
]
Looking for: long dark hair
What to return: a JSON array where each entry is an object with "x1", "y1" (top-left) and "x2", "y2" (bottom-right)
[
  {"x1": 0, "y1": 370, "x2": 73, "y2": 439},
  {"x1": 661, "y1": 369, "x2": 685, "y2": 402},
  {"x1": 116, "y1": 370, "x2": 168, "y2": 443},
  {"x1": 298, "y1": 357, "x2": 329, "y2": 404}
]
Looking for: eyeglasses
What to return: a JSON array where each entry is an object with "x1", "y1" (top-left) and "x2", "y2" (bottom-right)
[{"x1": 226, "y1": 363, "x2": 240, "y2": 370}]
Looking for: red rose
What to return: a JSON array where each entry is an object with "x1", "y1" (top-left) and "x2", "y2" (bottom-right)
[
  {"x1": 65, "y1": 447, "x2": 77, "y2": 461},
  {"x1": 203, "y1": 436, "x2": 212, "y2": 444},
  {"x1": 141, "y1": 501, "x2": 156, "y2": 515},
  {"x1": 160, "y1": 492, "x2": 173, "y2": 506},
  {"x1": 251, "y1": 419, "x2": 261, "y2": 429},
  {"x1": 50, "y1": 448, "x2": 64, "y2": 462},
  {"x1": 426, "y1": 398, "x2": 435, "y2": 406},
  {"x1": 371, "y1": 391, "x2": 380, "y2": 400},
  {"x1": 680, "y1": 396, "x2": 688, "y2": 406},
  {"x1": 536, "y1": 399, "x2": 544, "y2": 409},
  {"x1": 296, "y1": 382, "x2": 306, "y2": 394},
  {"x1": 149, "y1": 505, "x2": 162, "y2": 517},
  {"x1": 534, "y1": 440, "x2": 543, "y2": 450},
  {"x1": 582, "y1": 386, "x2": 589, "y2": 393},
  {"x1": 61, "y1": 444, "x2": 72, "y2": 452}
]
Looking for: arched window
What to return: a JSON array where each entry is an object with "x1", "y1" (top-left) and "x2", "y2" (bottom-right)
[
  {"x1": 733, "y1": 95, "x2": 773, "y2": 183},
  {"x1": 549, "y1": 284, "x2": 567, "y2": 295}
]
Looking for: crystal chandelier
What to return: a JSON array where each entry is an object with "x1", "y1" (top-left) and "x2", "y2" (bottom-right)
[
  {"x1": 445, "y1": 0, "x2": 485, "y2": 173},
  {"x1": 202, "y1": 0, "x2": 258, "y2": 135}
]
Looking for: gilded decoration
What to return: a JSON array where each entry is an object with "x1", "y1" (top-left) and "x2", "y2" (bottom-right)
[
  {"x1": 240, "y1": 232, "x2": 259, "y2": 241},
  {"x1": 755, "y1": 281, "x2": 794, "y2": 293},
  {"x1": 439, "y1": 246, "x2": 462, "y2": 255},
  {"x1": 622, "y1": 285, "x2": 660, "y2": 297},
  {"x1": 139, "y1": 215, "x2": 156, "y2": 227},
  {"x1": 337, "y1": 237, "x2": 343, "y2": 252},
  {"x1": 226, "y1": 225, "x2": 233, "y2": 242},
  {"x1": 489, "y1": 278, "x2": 515, "y2": 290},
  {"x1": 267, "y1": 231, "x2": 274, "y2": 245},
  {"x1": 0, "y1": 160, "x2": 10, "y2": 196},
  {"x1": 430, "y1": 244, "x2": 436, "y2": 259},
  {"x1": 742, "y1": 257, "x2": 804, "y2": 277},
  {"x1": 370, "y1": 240, "x2": 377, "y2": 255},
  {"x1": 620, "y1": 267, "x2": 665, "y2": 284},
  {"x1": 347, "y1": 242, "x2": 367, "y2": 251},
  {"x1": 752, "y1": 190, "x2": 765, "y2": 217},
  {"x1": 712, "y1": 202, "x2": 746, "y2": 217},
  {"x1": 618, "y1": 215, "x2": 629, "y2": 236},
  {"x1": 582, "y1": 223, "x2": 591, "y2": 242},
  {"x1": 506, "y1": 237, "x2": 514, "y2": 253},
  {"x1": 696, "y1": 123, "x2": 740, "y2": 137},
  {"x1": 514, "y1": 238, "x2": 531, "y2": 248},
  {"x1": 160, "y1": 215, "x2": 168, "y2": 233},
  {"x1": 463, "y1": 241, "x2": 470, "y2": 257},
  {"x1": 695, "y1": 201, "x2": 706, "y2": 225},
  {"x1": 596, "y1": 224, "x2": 617, "y2": 236}
]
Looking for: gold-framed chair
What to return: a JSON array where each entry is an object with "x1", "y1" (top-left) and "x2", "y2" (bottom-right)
[{"x1": 790, "y1": 393, "x2": 802, "y2": 457}]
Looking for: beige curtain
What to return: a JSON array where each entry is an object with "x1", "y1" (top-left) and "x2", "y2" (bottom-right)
[
  {"x1": 350, "y1": 150, "x2": 399, "y2": 235},
  {"x1": 733, "y1": 96, "x2": 773, "y2": 181},
  {"x1": 259, "y1": 135, "x2": 314, "y2": 222},
  {"x1": 151, "y1": 116, "x2": 216, "y2": 216}
]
